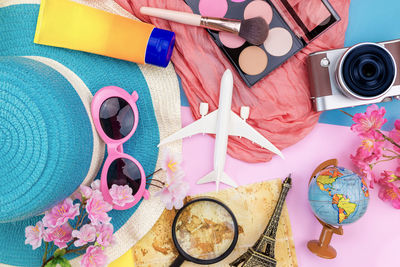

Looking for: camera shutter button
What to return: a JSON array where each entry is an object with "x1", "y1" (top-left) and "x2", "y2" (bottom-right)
[{"x1": 320, "y1": 58, "x2": 330, "y2": 67}]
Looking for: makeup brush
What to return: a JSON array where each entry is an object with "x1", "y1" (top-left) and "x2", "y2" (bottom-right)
[{"x1": 140, "y1": 7, "x2": 269, "y2": 46}]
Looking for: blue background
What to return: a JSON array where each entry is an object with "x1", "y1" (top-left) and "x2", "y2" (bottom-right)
[{"x1": 180, "y1": 0, "x2": 400, "y2": 130}]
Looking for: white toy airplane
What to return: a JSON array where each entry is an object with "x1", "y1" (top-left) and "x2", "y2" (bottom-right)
[{"x1": 159, "y1": 69, "x2": 284, "y2": 191}]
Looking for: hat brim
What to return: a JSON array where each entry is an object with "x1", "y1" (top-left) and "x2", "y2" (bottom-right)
[{"x1": 0, "y1": 1, "x2": 182, "y2": 266}]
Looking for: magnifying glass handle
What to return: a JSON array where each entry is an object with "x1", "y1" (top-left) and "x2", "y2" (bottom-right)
[{"x1": 170, "y1": 255, "x2": 185, "y2": 267}]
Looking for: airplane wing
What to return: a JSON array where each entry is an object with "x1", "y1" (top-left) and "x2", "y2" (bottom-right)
[
  {"x1": 228, "y1": 111, "x2": 284, "y2": 159},
  {"x1": 158, "y1": 110, "x2": 218, "y2": 146}
]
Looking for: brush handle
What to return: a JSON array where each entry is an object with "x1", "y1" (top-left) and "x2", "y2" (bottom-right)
[
  {"x1": 140, "y1": 7, "x2": 241, "y2": 34},
  {"x1": 140, "y1": 7, "x2": 201, "y2": 26}
]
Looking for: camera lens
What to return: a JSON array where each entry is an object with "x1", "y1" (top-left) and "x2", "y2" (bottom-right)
[
  {"x1": 339, "y1": 43, "x2": 396, "y2": 98},
  {"x1": 361, "y1": 62, "x2": 376, "y2": 78}
]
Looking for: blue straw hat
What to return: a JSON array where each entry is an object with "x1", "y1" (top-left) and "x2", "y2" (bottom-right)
[
  {"x1": 0, "y1": 1, "x2": 181, "y2": 266},
  {"x1": 0, "y1": 56, "x2": 95, "y2": 222}
]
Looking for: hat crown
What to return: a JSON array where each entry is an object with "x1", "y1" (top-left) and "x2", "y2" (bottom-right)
[{"x1": 0, "y1": 57, "x2": 93, "y2": 223}]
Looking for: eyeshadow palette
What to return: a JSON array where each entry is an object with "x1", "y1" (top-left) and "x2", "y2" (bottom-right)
[{"x1": 184, "y1": 0, "x2": 340, "y2": 87}]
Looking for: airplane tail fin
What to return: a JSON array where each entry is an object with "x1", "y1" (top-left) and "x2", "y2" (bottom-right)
[{"x1": 197, "y1": 170, "x2": 238, "y2": 192}]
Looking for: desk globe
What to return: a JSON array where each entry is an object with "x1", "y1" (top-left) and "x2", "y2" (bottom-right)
[{"x1": 307, "y1": 159, "x2": 369, "y2": 259}]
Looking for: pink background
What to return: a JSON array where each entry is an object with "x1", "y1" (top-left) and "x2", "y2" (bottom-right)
[{"x1": 180, "y1": 107, "x2": 400, "y2": 267}]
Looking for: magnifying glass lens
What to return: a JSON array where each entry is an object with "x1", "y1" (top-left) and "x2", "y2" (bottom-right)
[{"x1": 174, "y1": 201, "x2": 236, "y2": 260}]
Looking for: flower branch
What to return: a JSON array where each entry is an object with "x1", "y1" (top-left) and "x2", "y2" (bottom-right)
[
  {"x1": 25, "y1": 180, "x2": 114, "y2": 267},
  {"x1": 345, "y1": 104, "x2": 400, "y2": 208},
  {"x1": 42, "y1": 242, "x2": 48, "y2": 266}
]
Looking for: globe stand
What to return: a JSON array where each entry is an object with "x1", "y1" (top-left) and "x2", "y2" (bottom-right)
[
  {"x1": 307, "y1": 219, "x2": 343, "y2": 259},
  {"x1": 308, "y1": 158, "x2": 343, "y2": 259}
]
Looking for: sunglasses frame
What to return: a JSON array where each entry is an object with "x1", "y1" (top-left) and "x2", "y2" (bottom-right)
[{"x1": 91, "y1": 86, "x2": 149, "y2": 210}]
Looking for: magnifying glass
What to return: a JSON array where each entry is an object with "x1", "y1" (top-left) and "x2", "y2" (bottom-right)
[{"x1": 170, "y1": 197, "x2": 239, "y2": 267}]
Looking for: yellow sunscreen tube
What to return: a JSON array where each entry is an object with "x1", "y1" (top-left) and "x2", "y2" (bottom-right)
[{"x1": 34, "y1": 0, "x2": 175, "y2": 67}]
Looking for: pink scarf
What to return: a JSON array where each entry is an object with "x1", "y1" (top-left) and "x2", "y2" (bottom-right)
[{"x1": 115, "y1": 0, "x2": 350, "y2": 163}]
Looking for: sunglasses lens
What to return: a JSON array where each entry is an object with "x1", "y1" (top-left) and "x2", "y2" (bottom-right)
[
  {"x1": 107, "y1": 158, "x2": 142, "y2": 195},
  {"x1": 99, "y1": 97, "x2": 134, "y2": 140}
]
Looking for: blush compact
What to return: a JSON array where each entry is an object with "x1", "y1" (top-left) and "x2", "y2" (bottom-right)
[{"x1": 184, "y1": 0, "x2": 340, "y2": 87}]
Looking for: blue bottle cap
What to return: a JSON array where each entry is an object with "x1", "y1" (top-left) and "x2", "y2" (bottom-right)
[{"x1": 145, "y1": 28, "x2": 176, "y2": 68}]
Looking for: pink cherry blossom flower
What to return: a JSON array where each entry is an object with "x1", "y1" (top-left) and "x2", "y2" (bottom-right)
[
  {"x1": 351, "y1": 145, "x2": 375, "y2": 169},
  {"x1": 380, "y1": 170, "x2": 399, "y2": 183},
  {"x1": 80, "y1": 185, "x2": 94, "y2": 199},
  {"x1": 361, "y1": 138, "x2": 383, "y2": 158},
  {"x1": 351, "y1": 151, "x2": 377, "y2": 188},
  {"x1": 79, "y1": 180, "x2": 101, "y2": 199},
  {"x1": 96, "y1": 223, "x2": 114, "y2": 247},
  {"x1": 161, "y1": 149, "x2": 182, "y2": 178},
  {"x1": 72, "y1": 224, "x2": 97, "y2": 247},
  {"x1": 86, "y1": 191, "x2": 112, "y2": 225},
  {"x1": 44, "y1": 224, "x2": 73, "y2": 249},
  {"x1": 351, "y1": 104, "x2": 387, "y2": 139},
  {"x1": 91, "y1": 180, "x2": 101, "y2": 190},
  {"x1": 71, "y1": 190, "x2": 82, "y2": 201},
  {"x1": 356, "y1": 138, "x2": 384, "y2": 163},
  {"x1": 351, "y1": 147, "x2": 369, "y2": 167},
  {"x1": 155, "y1": 171, "x2": 189, "y2": 210},
  {"x1": 109, "y1": 184, "x2": 135, "y2": 207},
  {"x1": 350, "y1": 138, "x2": 386, "y2": 188},
  {"x1": 80, "y1": 245, "x2": 107, "y2": 267},
  {"x1": 25, "y1": 221, "x2": 44, "y2": 250},
  {"x1": 42, "y1": 198, "x2": 80, "y2": 228},
  {"x1": 360, "y1": 167, "x2": 377, "y2": 188},
  {"x1": 389, "y1": 120, "x2": 400, "y2": 152},
  {"x1": 378, "y1": 177, "x2": 400, "y2": 209}
]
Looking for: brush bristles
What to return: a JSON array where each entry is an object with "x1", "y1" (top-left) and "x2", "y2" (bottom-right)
[{"x1": 239, "y1": 17, "x2": 269, "y2": 46}]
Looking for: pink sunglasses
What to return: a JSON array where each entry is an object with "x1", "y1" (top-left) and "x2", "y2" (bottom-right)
[{"x1": 91, "y1": 86, "x2": 150, "y2": 210}]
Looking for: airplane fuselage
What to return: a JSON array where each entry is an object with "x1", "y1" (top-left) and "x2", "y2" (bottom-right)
[{"x1": 213, "y1": 71, "x2": 233, "y2": 180}]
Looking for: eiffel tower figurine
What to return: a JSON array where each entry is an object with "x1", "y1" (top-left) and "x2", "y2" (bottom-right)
[{"x1": 230, "y1": 175, "x2": 292, "y2": 267}]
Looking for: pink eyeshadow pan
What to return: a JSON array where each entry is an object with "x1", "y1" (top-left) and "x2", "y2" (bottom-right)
[
  {"x1": 199, "y1": 0, "x2": 228, "y2": 17},
  {"x1": 238, "y1": 46, "x2": 268, "y2": 75},
  {"x1": 219, "y1": 32, "x2": 246, "y2": 49},
  {"x1": 264, "y1": 27, "x2": 293, "y2": 57},
  {"x1": 244, "y1": 0, "x2": 273, "y2": 24}
]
